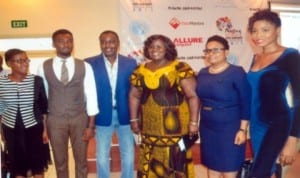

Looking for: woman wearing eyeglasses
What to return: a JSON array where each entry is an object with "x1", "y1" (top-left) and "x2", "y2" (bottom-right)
[
  {"x1": 0, "y1": 48, "x2": 51, "y2": 178},
  {"x1": 196, "y1": 35, "x2": 251, "y2": 178}
]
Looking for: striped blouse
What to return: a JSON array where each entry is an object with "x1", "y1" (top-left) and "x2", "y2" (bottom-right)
[{"x1": 0, "y1": 74, "x2": 48, "y2": 128}]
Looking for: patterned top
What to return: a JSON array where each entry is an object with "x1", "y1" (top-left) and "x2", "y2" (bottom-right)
[
  {"x1": 0, "y1": 74, "x2": 48, "y2": 128},
  {"x1": 130, "y1": 60, "x2": 195, "y2": 146}
]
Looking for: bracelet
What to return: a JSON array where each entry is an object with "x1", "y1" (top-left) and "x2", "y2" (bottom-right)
[
  {"x1": 239, "y1": 128, "x2": 247, "y2": 133},
  {"x1": 189, "y1": 121, "x2": 198, "y2": 126},
  {"x1": 130, "y1": 118, "x2": 139, "y2": 122}
]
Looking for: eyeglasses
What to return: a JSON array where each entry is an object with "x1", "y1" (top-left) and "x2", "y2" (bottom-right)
[
  {"x1": 203, "y1": 48, "x2": 225, "y2": 55},
  {"x1": 12, "y1": 59, "x2": 31, "y2": 64}
]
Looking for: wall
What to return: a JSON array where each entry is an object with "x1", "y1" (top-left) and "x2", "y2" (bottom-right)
[{"x1": 0, "y1": 0, "x2": 120, "y2": 59}]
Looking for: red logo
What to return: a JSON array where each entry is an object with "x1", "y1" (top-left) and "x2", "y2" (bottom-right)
[
  {"x1": 173, "y1": 37, "x2": 203, "y2": 47},
  {"x1": 169, "y1": 17, "x2": 204, "y2": 29},
  {"x1": 169, "y1": 17, "x2": 181, "y2": 29}
]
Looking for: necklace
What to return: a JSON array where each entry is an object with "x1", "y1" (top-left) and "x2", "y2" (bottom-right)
[{"x1": 209, "y1": 62, "x2": 229, "y2": 74}]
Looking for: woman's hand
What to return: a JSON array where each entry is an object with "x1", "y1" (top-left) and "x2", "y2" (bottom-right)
[
  {"x1": 235, "y1": 120, "x2": 248, "y2": 145},
  {"x1": 130, "y1": 121, "x2": 140, "y2": 134},
  {"x1": 279, "y1": 136, "x2": 299, "y2": 166},
  {"x1": 234, "y1": 129, "x2": 247, "y2": 145},
  {"x1": 189, "y1": 122, "x2": 199, "y2": 138},
  {"x1": 42, "y1": 128, "x2": 49, "y2": 144}
]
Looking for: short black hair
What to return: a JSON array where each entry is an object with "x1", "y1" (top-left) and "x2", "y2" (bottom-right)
[
  {"x1": 206, "y1": 35, "x2": 229, "y2": 50},
  {"x1": 4, "y1": 48, "x2": 26, "y2": 63},
  {"x1": 248, "y1": 9, "x2": 281, "y2": 32},
  {"x1": 99, "y1": 30, "x2": 120, "y2": 42},
  {"x1": 52, "y1": 29, "x2": 73, "y2": 41}
]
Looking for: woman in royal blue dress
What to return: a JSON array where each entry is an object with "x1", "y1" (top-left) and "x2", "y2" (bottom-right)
[
  {"x1": 196, "y1": 35, "x2": 251, "y2": 178},
  {"x1": 247, "y1": 9, "x2": 300, "y2": 178}
]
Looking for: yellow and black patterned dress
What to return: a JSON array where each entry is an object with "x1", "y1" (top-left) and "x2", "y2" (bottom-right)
[{"x1": 130, "y1": 60, "x2": 195, "y2": 178}]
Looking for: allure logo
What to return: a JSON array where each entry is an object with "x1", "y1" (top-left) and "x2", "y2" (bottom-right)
[
  {"x1": 173, "y1": 37, "x2": 203, "y2": 47},
  {"x1": 169, "y1": 17, "x2": 181, "y2": 29}
]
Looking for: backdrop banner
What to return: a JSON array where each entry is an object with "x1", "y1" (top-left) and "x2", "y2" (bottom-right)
[{"x1": 119, "y1": 0, "x2": 268, "y2": 72}]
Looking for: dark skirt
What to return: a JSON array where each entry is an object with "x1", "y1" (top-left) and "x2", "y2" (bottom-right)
[
  {"x1": 199, "y1": 107, "x2": 245, "y2": 172},
  {"x1": 2, "y1": 112, "x2": 51, "y2": 177}
]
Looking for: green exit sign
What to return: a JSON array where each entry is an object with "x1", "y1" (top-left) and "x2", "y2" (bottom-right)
[{"x1": 11, "y1": 20, "x2": 28, "y2": 28}]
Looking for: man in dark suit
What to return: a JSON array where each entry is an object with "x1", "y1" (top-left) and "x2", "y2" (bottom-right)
[{"x1": 85, "y1": 30, "x2": 137, "y2": 178}]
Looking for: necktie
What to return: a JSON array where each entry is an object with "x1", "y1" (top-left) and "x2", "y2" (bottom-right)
[{"x1": 61, "y1": 59, "x2": 68, "y2": 85}]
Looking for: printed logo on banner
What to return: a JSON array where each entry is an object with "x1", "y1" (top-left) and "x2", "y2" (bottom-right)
[
  {"x1": 128, "y1": 49, "x2": 144, "y2": 63},
  {"x1": 129, "y1": 21, "x2": 149, "y2": 36},
  {"x1": 173, "y1": 37, "x2": 203, "y2": 47},
  {"x1": 132, "y1": 0, "x2": 152, "y2": 11},
  {"x1": 127, "y1": 21, "x2": 149, "y2": 63},
  {"x1": 169, "y1": 18, "x2": 181, "y2": 29},
  {"x1": 169, "y1": 17, "x2": 204, "y2": 29},
  {"x1": 216, "y1": 16, "x2": 243, "y2": 45},
  {"x1": 216, "y1": 17, "x2": 232, "y2": 31}
]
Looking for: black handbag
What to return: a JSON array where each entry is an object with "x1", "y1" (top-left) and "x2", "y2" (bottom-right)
[
  {"x1": 275, "y1": 163, "x2": 282, "y2": 178},
  {"x1": 238, "y1": 140, "x2": 282, "y2": 178},
  {"x1": 181, "y1": 133, "x2": 199, "y2": 150},
  {"x1": 237, "y1": 160, "x2": 282, "y2": 178},
  {"x1": 237, "y1": 160, "x2": 252, "y2": 178}
]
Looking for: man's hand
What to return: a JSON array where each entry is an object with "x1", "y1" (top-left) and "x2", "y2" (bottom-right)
[{"x1": 83, "y1": 128, "x2": 95, "y2": 141}]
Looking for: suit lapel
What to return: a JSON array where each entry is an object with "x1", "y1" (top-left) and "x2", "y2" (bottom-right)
[
  {"x1": 98, "y1": 54, "x2": 112, "y2": 90},
  {"x1": 116, "y1": 55, "x2": 123, "y2": 92}
]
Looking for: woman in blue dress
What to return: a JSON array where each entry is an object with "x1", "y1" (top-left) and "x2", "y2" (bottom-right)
[
  {"x1": 196, "y1": 35, "x2": 251, "y2": 178},
  {"x1": 247, "y1": 9, "x2": 300, "y2": 178}
]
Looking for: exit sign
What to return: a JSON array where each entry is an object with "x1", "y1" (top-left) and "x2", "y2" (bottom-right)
[{"x1": 11, "y1": 20, "x2": 28, "y2": 28}]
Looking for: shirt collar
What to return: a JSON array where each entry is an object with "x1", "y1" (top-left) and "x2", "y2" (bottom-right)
[
  {"x1": 54, "y1": 56, "x2": 74, "y2": 64},
  {"x1": 103, "y1": 55, "x2": 119, "y2": 66}
]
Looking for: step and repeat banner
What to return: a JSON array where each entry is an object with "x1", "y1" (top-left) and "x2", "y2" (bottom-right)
[{"x1": 119, "y1": 0, "x2": 268, "y2": 72}]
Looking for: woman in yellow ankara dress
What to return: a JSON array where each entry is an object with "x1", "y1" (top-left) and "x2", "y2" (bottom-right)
[{"x1": 129, "y1": 34, "x2": 200, "y2": 178}]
